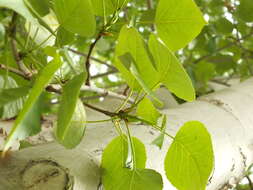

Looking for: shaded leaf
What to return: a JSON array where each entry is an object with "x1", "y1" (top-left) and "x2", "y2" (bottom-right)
[
  {"x1": 56, "y1": 73, "x2": 86, "y2": 149},
  {"x1": 237, "y1": 0, "x2": 253, "y2": 22},
  {"x1": 56, "y1": 26, "x2": 75, "y2": 46},
  {"x1": 27, "y1": 0, "x2": 50, "y2": 16},
  {"x1": 4, "y1": 55, "x2": 63, "y2": 151}
]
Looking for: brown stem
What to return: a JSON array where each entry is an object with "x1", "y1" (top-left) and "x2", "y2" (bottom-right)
[
  {"x1": 246, "y1": 175, "x2": 253, "y2": 190},
  {"x1": 0, "y1": 64, "x2": 31, "y2": 80},
  {"x1": 68, "y1": 48, "x2": 115, "y2": 70},
  {"x1": 83, "y1": 102, "x2": 116, "y2": 117},
  {"x1": 85, "y1": 33, "x2": 103, "y2": 85},
  {"x1": 8, "y1": 12, "x2": 31, "y2": 77},
  {"x1": 91, "y1": 69, "x2": 118, "y2": 80}
]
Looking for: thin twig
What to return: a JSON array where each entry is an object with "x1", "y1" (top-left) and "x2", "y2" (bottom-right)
[
  {"x1": 85, "y1": 33, "x2": 103, "y2": 85},
  {"x1": 91, "y1": 69, "x2": 118, "y2": 79},
  {"x1": 81, "y1": 85, "x2": 135, "y2": 104},
  {"x1": 246, "y1": 175, "x2": 253, "y2": 190},
  {"x1": 68, "y1": 48, "x2": 115, "y2": 69},
  {"x1": 83, "y1": 102, "x2": 116, "y2": 117},
  {"x1": 0, "y1": 64, "x2": 31, "y2": 80}
]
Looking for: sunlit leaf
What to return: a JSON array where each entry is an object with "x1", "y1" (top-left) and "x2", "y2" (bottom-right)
[
  {"x1": 149, "y1": 35, "x2": 195, "y2": 101},
  {"x1": 165, "y1": 121, "x2": 214, "y2": 190},
  {"x1": 102, "y1": 136, "x2": 163, "y2": 190},
  {"x1": 54, "y1": 0, "x2": 96, "y2": 36},
  {"x1": 92, "y1": 0, "x2": 128, "y2": 16},
  {"x1": 137, "y1": 97, "x2": 161, "y2": 125},
  {"x1": 155, "y1": 0, "x2": 206, "y2": 51}
]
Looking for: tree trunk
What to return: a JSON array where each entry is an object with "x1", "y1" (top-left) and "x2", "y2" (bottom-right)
[{"x1": 1, "y1": 78, "x2": 253, "y2": 190}]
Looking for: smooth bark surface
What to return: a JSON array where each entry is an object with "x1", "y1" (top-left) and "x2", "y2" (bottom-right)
[{"x1": 1, "y1": 79, "x2": 253, "y2": 190}]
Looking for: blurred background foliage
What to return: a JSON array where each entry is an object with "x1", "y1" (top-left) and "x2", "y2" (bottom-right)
[{"x1": 0, "y1": 0, "x2": 253, "y2": 188}]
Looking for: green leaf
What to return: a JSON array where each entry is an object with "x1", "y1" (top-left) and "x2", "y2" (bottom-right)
[
  {"x1": 4, "y1": 55, "x2": 63, "y2": 151},
  {"x1": 56, "y1": 73, "x2": 86, "y2": 149},
  {"x1": 0, "y1": 76, "x2": 27, "y2": 119},
  {"x1": 0, "y1": 0, "x2": 36, "y2": 22},
  {"x1": 148, "y1": 35, "x2": 195, "y2": 101},
  {"x1": 118, "y1": 53, "x2": 162, "y2": 106},
  {"x1": 215, "y1": 17, "x2": 234, "y2": 35},
  {"x1": 151, "y1": 115, "x2": 167, "y2": 149},
  {"x1": 114, "y1": 25, "x2": 159, "y2": 90},
  {"x1": 54, "y1": 0, "x2": 96, "y2": 37},
  {"x1": 136, "y1": 97, "x2": 161, "y2": 125},
  {"x1": 0, "y1": 86, "x2": 30, "y2": 107},
  {"x1": 56, "y1": 26, "x2": 75, "y2": 46},
  {"x1": 92, "y1": 0, "x2": 128, "y2": 16},
  {"x1": 102, "y1": 136, "x2": 163, "y2": 190},
  {"x1": 27, "y1": 0, "x2": 50, "y2": 16},
  {"x1": 155, "y1": 0, "x2": 206, "y2": 51},
  {"x1": 165, "y1": 121, "x2": 214, "y2": 190},
  {"x1": 109, "y1": 168, "x2": 163, "y2": 190},
  {"x1": 194, "y1": 62, "x2": 216, "y2": 84},
  {"x1": 237, "y1": 0, "x2": 253, "y2": 22}
]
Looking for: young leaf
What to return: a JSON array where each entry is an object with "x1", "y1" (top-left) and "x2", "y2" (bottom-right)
[
  {"x1": 54, "y1": 0, "x2": 96, "y2": 37},
  {"x1": 151, "y1": 115, "x2": 167, "y2": 149},
  {"x1": 102, "y1": 136, "x2": 163, "y2": 190},
  {"x1": 165, "y1": 121, "x2": 214, "y2": 190},
  {"x1": 149, "y1": 35, "x2": 195, "y2": 101},
  {"x1": 4, "y1": 55, "x2": 63, "y2": 152},
  {"x1": 114, "y1": 25, "x2": 159, "y2": 90},
  {"x1": 155, "y1": 0, "x2": 206, "y2": 51},
  {"x1": 92, "y1": 0, "x2": 128, "y2": 16},
  {"x1": 118, "y1": 53, "x2": 162, "y2": 106},
  {"x1": 136, "y1": 97, "x2": 161, "y2": 125},
  {"x1": 56, "y1": 73, "x2": 86, "y2": 149}
]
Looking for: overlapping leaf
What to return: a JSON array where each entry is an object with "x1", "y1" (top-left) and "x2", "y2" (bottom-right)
[
  {"x1": 149, "y1": 35, "x2": 195, "y2": 101},
  {"x1": 55, "y1": 73, "x2": 86, "y2": 149},
  {"x1": 4, "y1": 55, "x2": 62, "y2": 152},
  {"x1": 102, "y1": 136, "x2": 163, "y2": 190}
]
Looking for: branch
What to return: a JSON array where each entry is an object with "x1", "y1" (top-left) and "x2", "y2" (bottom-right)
[
  {"x1": 90, "y1": 69, "x2": 118, "y2": 80},
  {"x1": 8, "y1": 12, "x2": 31, "y2": 77},
  {"x1": 83, "y1": 102, "x2": 116, "y2": 117},
  {"x1": 85, "y1": 33, "x2": 103, "y2": 85},
  {"x1": 68, "y1": 48, "x2": 115, "y2": 70},
  {"x1": 81, "y1": 85, "x2": 134, "y2": 104},
  {"x1": 0, "y1": 64, "x2": 31, "y2": 80}
]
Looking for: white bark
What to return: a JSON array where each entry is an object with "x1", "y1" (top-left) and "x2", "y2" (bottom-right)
[{"x1": 1, "y1": 78, "x2": 253, "y2": 190}]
